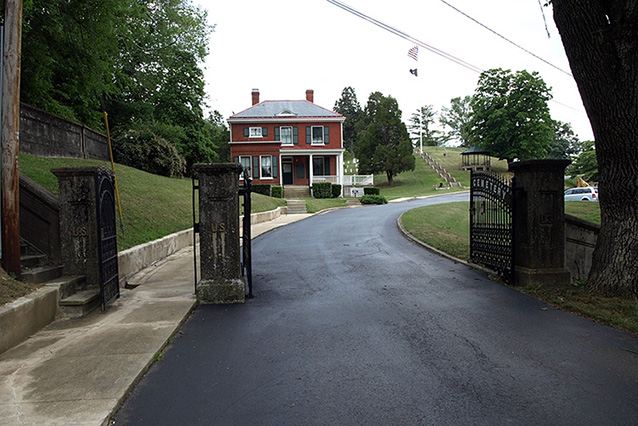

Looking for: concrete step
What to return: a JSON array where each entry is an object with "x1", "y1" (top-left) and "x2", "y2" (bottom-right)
[
  {"x1": 286, "y1": 200, "x2": 307, "y2": 214},
  {"x1": 284, "y1": 186, "x2": 311, "y2": 199},
  {"x1": 45, "y1": 275, "x2": 87, "y2": 300},
  {"x1": 59, "y1": 288, "x2": 101, "y2": 319},
  {"x1": 21, "y1": 265, "x2": 64, "y2": 284},
  {"x1": 20, "y1": 253, "x2": 47, "y2": 269}
]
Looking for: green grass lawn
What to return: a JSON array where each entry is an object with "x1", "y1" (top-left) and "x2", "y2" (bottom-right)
[
  {"x1": 20, "y1": 153, "x2": 285, "y2": 251},
  {"x1": 400, "y1": 200, "x2": 636, "y2": 335}
]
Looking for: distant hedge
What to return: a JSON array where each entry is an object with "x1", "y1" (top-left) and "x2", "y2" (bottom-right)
[
  {"x1": 364, "y1": 187, "x2": 380, "y2": 195},
  {"x1": 360, "y1": 195, "x2": 387, "y2": 205},
  {"x1": 312, "y1": 182, "x2": 332, "y2": 199}
]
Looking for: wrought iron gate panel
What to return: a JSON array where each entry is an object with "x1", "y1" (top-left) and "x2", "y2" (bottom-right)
[
  {"x1": 470, "y1": 171, "x2": 515, "y2": 284},
  {"x1": 96, "y1": 170, "x2": 120, "y2": 309},
  {"x1": 239, "y1": 176, "x2": 253, "y2": 298}
]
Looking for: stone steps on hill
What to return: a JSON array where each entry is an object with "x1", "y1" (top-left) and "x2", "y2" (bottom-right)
[{"x1": 286, "y1": 200, "x2": 307, "y2": 214}]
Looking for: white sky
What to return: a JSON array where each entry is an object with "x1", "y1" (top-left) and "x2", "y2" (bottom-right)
[{"x1": 197, "y1": 0, "x2": 594, "y2": 142}]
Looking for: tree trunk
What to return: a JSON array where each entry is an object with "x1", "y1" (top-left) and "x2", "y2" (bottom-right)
[
  {"x1": 386, "y1": 170, "x2": 394, "y2": 186},
  {"x1": 553, "y1": 1, "x2": 638, "y2": 296}
]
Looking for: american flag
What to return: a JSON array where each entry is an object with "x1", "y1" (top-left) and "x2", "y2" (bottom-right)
[{"x1": 408, "y1": 45, "x2": 418, "y2": 61}]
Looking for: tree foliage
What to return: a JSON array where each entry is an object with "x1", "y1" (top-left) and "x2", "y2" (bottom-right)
[
  {"x1": 469, "y1": 68, "x2": 554, "y2": 162},
  {"x1": 408, "y1": 105, "x2": 441, "y2": 148},
  {"x1": 547, "y1": 120, "x2": 583, "y2": 159},
  {"x1": 355, "y1": 94, "x2": 415, "y2": 185},
  {"x1": 553, "y1": 0, "x2": 638, "y2": 296},
  {"x1": 439, "y1": 96, "x2": 473, "y2": 147},
  {"x1": 18, "y1": 0, "x2": 227, "y2": 176},
  {"x1": 566, "y1": 141, "x2": 598, "y2": 181},
  {"x1": 333, "y1": 87, "x2": 363, "y2": 153}
]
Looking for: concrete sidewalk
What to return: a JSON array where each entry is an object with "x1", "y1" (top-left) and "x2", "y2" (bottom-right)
[{"x1": 0, "y1": 213, "x2": 312, "y2": 426}]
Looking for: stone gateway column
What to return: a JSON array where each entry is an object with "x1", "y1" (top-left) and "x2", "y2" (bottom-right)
[
  {"x1": 510, "y1": 159, "x2": 571, "y2": 287},
  {"x1": 194, "y1": 163, "x2": 245, "y2": 304}
]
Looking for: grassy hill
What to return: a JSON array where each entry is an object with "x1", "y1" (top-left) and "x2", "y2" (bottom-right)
[
  {"x1": 20, "y1": 154, "x2": 285, "y2": 251},
  {"x1": 371, "y1": 146, "x2": 509, "y2": 199}
]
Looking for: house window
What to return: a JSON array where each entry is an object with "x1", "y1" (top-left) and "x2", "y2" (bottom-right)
[
  {"x1": 249, "y1": 127, "x2": 263, "y2": 138},
  {"x1": 281, "y1": 127, "x2": 293, "y2": 145},
  {"x1": 312, "y1": 126, "x2": 324, "y2": 145},
  {"x1": 313, "y1": 157, "x2": 326, "y2": 176},
  {"x1": 261, "y1": 155, "x2": 273, "y2": 179},
  {"x1": 239, "y1": 156, "x2": 251, "y2": 178}
]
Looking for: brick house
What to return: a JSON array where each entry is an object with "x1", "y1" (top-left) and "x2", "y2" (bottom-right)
[{"x1": 228, "y1": 89, "x2": 346, "y2": 196}]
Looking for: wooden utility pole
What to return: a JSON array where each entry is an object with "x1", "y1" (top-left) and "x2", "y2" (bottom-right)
[{"x1": 1, "y1": 0, "x2": 23, "y2": 274}]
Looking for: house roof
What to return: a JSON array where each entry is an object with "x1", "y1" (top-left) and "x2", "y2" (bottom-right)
[
  {"x1": 229, "y1": 100, "x2": 343, "y2": 121},
  {"x1": 461, "y1": 145, "x2": 490, "y2": 155}
]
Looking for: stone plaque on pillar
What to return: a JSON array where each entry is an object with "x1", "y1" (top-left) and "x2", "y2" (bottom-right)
[
  {"x1": 52, "y1": 167, "x2": 103, "y2": 287},
  {"x1": 509, "y1": 160, "x2": 571, "y2": 287},
  {"x1": 194, "y1": 163, "x2": 245, "y2": 304}
]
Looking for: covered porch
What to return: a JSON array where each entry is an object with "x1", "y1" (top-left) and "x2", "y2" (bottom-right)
[{"x1": 279, "y1": 149, "x2": 345, "y2": 193}]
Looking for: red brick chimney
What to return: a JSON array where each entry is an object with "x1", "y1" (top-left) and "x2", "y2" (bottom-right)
[
  {"x1": 306, "y1": 89, "x2": 314, "y2": 103},
  {"x1": 252, "y1": 88, "x2": 260, "y2": 105}
]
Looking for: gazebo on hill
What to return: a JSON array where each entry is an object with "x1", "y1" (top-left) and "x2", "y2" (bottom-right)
[{"x1": 461, "y1": 146, "x2": 491, "y2": 171}]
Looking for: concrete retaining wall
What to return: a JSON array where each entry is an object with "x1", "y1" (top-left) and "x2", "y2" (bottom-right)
[
  {"x1": 0, "y1": 287, "x2": 59, "y2": 355},
  {"x1": 20, "y1": 103, "x2": 109, "y2": 160},
  {"x1": 564, "y1": 214, "x2": 599, "y2": 282}
]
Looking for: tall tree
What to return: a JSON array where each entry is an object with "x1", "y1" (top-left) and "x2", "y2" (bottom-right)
[
  {"x1": 439, "y1": 96, "x2": 473, "y2": 147},
  {"x1": 333, "y1": 87, "x2": 362, "y2": 153},
  {"x1": 468, "y1": 68, "x2": 554, "y2": 162},
  {"x1": 547, "y1": 120, "x2": 582, "y2": 159},
  {"x1": 553, "y1": 1, "x2": 638, "y2": 296},
  {"x1": 408, "y1": 105, "x2": 441, "y2": 148},
  {"x1": 20, "y1": 0, "x2": 125, "y2": 128},
  {"x1": 356, "y1": 94, "x2": 415, "y2": 185}
]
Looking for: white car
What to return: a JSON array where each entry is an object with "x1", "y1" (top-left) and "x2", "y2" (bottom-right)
[{"x1": 564, "y1": 187, "x2": 598, "y2": 202}]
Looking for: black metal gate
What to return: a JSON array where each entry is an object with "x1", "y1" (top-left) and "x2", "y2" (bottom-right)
[
  {"x1": 192, "y1": 173, "x2": 253, "y2": 297},
  {"x1": 96, "y1": 169, "x2": 120, "y2": 309},
  {"x1": 239, "y1": 176, "x2": 253, "y2": 297},
  {"x1": 470, "y1": 171, "x2": 515, "y2": 284}
]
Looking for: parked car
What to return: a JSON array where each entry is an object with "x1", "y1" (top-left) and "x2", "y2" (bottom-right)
[{"x1": 564, "y1": 187, "x2": 598, "y2": 202}]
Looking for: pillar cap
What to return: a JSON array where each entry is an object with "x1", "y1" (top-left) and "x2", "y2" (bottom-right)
[
  {"x1": 508, "y1": 159, "x2": 571, "y2": 172},
  {"x1": 193, "y1": 163, "x2": 243, "y2": 174}
]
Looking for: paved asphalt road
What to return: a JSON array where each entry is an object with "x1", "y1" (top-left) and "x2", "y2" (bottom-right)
[{"x1": 114, "y1": 194, "x2": 638, "y2": 425}]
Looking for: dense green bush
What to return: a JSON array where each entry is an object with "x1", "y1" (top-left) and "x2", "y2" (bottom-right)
[
  {"x1": 112, "y1": 123, "x2": 186, "y2": 177},
  {"x1": 252, "y1": 184, "x2": 271, "y2": 196},
  {"x1": 364, "y1": 187, "x2": 380, "y2": 195},
  {"x1": 331, "y1": 184, "x2": 342, "y2": 198},
  {"x1": 312, "y1": 181, "x2": 332, "y2": 199},
  {"x1": 271, "y1": 185, "x2": 283, "y2": 198},
  {"x1": 360, "y1": 194, "x2": 387, "y2": 204}
]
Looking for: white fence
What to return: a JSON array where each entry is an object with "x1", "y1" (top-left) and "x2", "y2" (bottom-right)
[{"x1": 311, "y1": 175, "x2": 374, "y2": 186}]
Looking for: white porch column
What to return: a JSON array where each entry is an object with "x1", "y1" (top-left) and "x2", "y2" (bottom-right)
[
  {"x1": 278, "y1": 152, "x2": 283, "y2": 186},
  {"x1": 338, "y1": 152, "x2": 344, "y2": 197}
]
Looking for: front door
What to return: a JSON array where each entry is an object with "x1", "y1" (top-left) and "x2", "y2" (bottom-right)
[{"x1": 282, "y1": 161, "x2": 293, "y2": 185}]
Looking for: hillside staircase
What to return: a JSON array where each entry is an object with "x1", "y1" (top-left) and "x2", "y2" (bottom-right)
[{"x1": 417, "y1": 150, "x2": 462, "y2": 188}]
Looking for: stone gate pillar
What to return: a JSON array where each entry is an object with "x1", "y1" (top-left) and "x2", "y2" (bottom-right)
[
  {"x1": 194, "y1": 163, "x2": 245, "y2": 304},
  {"x1": 510, "y1": 159, "x2": 571, "y2": 287},
  {"x1": 51, "y1": 167, "x2": 105, "y2": 287}
]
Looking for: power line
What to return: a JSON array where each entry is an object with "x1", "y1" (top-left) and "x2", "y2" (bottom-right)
[
  {"x1": 325, "y1": 0, "x2": 586, "y2": 118},
  {"x1": 438, "y1": 0, "x2": 572, "y2": 77},
  {"x1": 325, "y1": 0, "x2": 483, "y2": 74}
]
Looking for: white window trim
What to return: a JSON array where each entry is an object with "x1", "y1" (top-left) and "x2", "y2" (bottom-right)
[
  {"x1": 311, "y1": 126, "x2": 324, "y2": 145},
  {"x1": 281, "y1": 126, "x2": 293, "y2": 145},
  {"x1": 239, "y1": 155, "x2": 251, "y2": 179},
  {"x1": 249, "y1": 127, "x2": 263, "y2": 138},
  {"x1": 260, "y1": 155, "x2": 273, "y2": 180}
]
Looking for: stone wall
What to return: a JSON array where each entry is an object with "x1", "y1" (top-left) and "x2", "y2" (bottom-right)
[
  {"x1": 564, "y1": 214, "x2": 599, "y2": 282},
  {"x1": 20, "y1": 103, "x2": 109, "y2": 160}
]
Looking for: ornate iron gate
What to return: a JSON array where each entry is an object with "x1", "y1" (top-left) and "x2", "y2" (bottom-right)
[
  {"x1": 470, "y1": 171, "x2": 515, "y2": 284},
  {"x1": 96, "y1": 169, "x2": 120, "y2": 309}
]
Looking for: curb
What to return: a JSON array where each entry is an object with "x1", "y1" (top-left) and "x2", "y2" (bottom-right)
[{"x1": 396, "y1": 210, "x2": 494, "y2": 277}]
